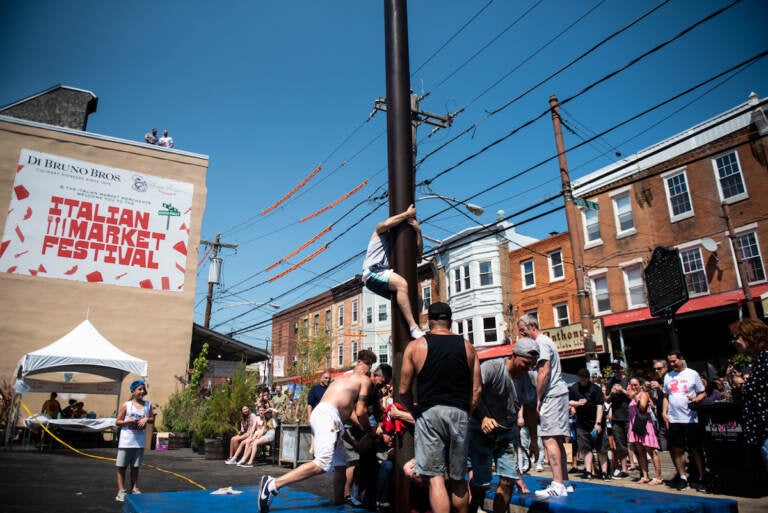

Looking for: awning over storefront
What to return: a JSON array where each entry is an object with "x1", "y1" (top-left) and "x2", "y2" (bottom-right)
[{"x1": 600, "y1": 283, "x2": 768, "y2": 328}]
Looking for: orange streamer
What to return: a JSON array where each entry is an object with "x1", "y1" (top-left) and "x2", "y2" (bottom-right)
[
  {"x1": 268, "y1": 244, "x2": 328, "y2": 282},
  {"x1": 264, "y1": 225, "x2": 332, "y2": 271},
  {"x1": 300, "y1": 180, "x2": 368, "y2": 222},
  {"x1": 261, "y1": 164, "x2": 322, "y2": 215}
]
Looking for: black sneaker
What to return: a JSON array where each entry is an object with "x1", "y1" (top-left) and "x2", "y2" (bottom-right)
[
  {"x1": 601, "y1": 473, "x2": 612, "y2": 481},
  {"x1": 612, "y1": 471, "x2": 630, "y2": 479},
  {"x1": 569, "y1": 467, "x2": 581, "y2": 474},
  {"x1": 692, "y1": 479, "x2": 706, "y2": 492},
  {"x1": 677, "y1": 478, "x2": 690, "y2": 491},
  {"x1": 258, "y1": 475, "x2": 276, "y2": 512},
  {"x1": 580, "y1": 471, "x2": 594, "y2": 480}
]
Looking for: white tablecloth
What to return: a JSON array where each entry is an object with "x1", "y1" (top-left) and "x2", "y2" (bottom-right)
[{"x1": 24, "y1": 415, "x2": 116, "y2": 433}]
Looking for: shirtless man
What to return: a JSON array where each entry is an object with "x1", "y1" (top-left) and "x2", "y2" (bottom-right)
[{"x1": 257, "y1": 349, "x2": 390, "y2": 512}]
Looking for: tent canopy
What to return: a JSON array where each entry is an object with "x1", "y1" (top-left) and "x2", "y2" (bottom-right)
[{"x1": 16, "y1": 319, "x2": 148, "y2": 383}]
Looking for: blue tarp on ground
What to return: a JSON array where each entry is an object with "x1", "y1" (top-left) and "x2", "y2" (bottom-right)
[
  {"x1": 491, "y1": 476, "x2": 739, "y2": 513},
  {"x1": 124, "y1": 485, "x2": 367, "y2": 513}
]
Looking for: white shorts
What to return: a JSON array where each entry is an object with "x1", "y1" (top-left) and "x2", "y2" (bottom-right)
[
  {"x1": 309, "y1": 402, "x2": 346, "y2": 472},
  {"x1": 539, "y1": 393, "x2": 570, "y2": 437}
]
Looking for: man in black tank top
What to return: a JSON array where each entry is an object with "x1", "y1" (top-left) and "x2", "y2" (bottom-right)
[{"x1": 400, "y1": 302, "x2": 482, "y2": 513}]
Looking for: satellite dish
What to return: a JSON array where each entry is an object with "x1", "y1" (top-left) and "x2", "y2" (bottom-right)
[{"x1": 701, "y1": 238, "x2": 718, "y2": 252}]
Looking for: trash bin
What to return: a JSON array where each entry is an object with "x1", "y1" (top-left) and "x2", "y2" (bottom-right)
[{"x1": 695, "y1": 401, "x2": 767, "y2": 497}]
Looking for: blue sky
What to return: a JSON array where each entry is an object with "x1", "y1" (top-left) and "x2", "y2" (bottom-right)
[{"x1": 2, "y1": 1, "x2": 767, "y2": 348}]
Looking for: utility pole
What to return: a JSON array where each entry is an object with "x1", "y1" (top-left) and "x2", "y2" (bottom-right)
[
  {"x1": 549, "y1": 95, "x2": 596, "y2": 361},
  {"x1": 383, "y1": 1, "x2": 416, "y2": 511},
  {"x1": 200, "y1": 233, "x2": 238, "y2": 328},
  {"x1": 721, "y1": 202, "x2": 757, "y2": 319}
]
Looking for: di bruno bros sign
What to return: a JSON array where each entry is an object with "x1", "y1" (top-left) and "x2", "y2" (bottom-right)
[{"x1": 0, "y1": 149, "x2": 194, "y2": 291}]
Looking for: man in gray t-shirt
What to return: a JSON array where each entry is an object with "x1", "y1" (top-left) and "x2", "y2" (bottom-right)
[
  {"x1": 468, "y1": 338, "x2": 539, "y2": 513},
  {"x1": 517, "y1": 315, "x2": 570, "y2": 498}
]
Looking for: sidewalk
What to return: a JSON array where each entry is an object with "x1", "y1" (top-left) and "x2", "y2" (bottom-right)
[{"x1": 0, "y1": 445, "x2": 766, "y2": 513}]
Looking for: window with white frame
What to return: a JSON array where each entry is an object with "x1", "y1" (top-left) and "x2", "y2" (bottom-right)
[
  {"x1": 325, "y1": 309, "x2": 331, "y2": 331},
  {"x1": 736, "y1": 231, "x2": 766, "y2": 283},
  {"x1": 338, "y1": 305, "x2": 344, "y2": 327},
  {"x1": 422, "y1": 282, "x2": 432, "y2": 310},
  {"x1": 713, "y1": 151, "x2": 747, "y2": 202},
  {"x1": 612, "y1": 192, "x2": 635, "y2": 236},
  {"x1": 454, "y1": 268, "x2": 462, "y2": 293},
  {"x1": 463, "y1": 264, "x2": 471, "y2": 290},
  {"x1": 583, "y1": 208, "x2": 602, "y2": 245},
  {"x1": 483, "y1": 317, "x2": 498, "y2": 343},
  {"x1": 680, "y1": 247, "x2": 709, "y2": 295},
  {"x1": 351, "y1": 341, "x2": 358, "y2": 362},
  {"x1": 366, "y1": 306, "x2": 373, "y2": 324},
  {"x1": 337, "y1": 345, "x2": 344, "y2": 367},
  {"x1": 352, "y1": 300, "x2": 358, "y2": 323},
  {"x1": 523, "y1": 309, "x2": 538, "y2": 327},
  {"x1": 664, "y1": 170, "x2": 693, "y2": 221},
  {"x1": 548, "y1": 250, "x2": 564, "y2": 281},
  {"x1": 623, "y1": 265, "x2": 647, "y2": 308},
  {"x1": 553, "y1": 303, "x2": 569, "y2": 326},
  {"x1": 378, "y1": 344, "x2": 389, "y2": 364},
  {"x1": 466, "y1": 319, "x2": 474, "y2": 344},
  {"x1": 521, "y1": 259, "x2": 535, "y2": 288},
  {"x1": 479, "y1": 261, "x2": 493, "y2": 286},
  {"x1": 592, "y1": 275, "x2": 611, "y2": 313},
  {"x1": 456, "y1": 320, "x2": 464, "y2": 336},
  {"x1": 378, "y1": 304, "x2": 388, "y2": 322}
]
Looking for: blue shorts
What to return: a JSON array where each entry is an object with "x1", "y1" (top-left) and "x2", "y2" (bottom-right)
[
  {"x1": 415, "y1": 405, "x2": 469, "y2": 481},
  {"x1": 468, "y1": 422, "x2": 519, "y2": 486}
]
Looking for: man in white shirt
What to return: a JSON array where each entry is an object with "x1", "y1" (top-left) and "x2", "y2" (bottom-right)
[
  {"x1": 158, "y1": 129, "x2": 174, "y2": 148},
  {"x1": 517, "y1": 315, "x2": 570, "y2": 497},
  {"x1": 662, "y1": 350, "x2": 706, "y2": 491}
]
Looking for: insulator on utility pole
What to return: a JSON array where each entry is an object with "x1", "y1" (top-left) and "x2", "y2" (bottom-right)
[{"x1": 200, "y1": 233, "x2": 238, "y2": 328}]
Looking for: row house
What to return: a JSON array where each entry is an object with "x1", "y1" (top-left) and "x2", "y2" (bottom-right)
[
  {"x1": 271, "y1": 260, "x2": 437, "y2": 382},
  {"x1": 506, "y1": 231, "x2": 605, "y2": 369},
  {"x1": 572, "y1": 93, "x2": 768, "y2": 368},
  {"x1": 430, "y1": 211, "x2": 537, "y2": 357}
]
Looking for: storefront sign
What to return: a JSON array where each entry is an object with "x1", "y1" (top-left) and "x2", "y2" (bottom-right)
[
  {"x1": 542, "y1": 318, "x2": 605, "y2": 359},
  {"x1": 0, "y1": 149, "x2": 193, "y2": 291}
]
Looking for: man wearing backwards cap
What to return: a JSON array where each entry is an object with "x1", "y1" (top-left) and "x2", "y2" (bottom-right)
[
  {"x1": 468, "y1": 337, "x2": 539, "y2": 513},
  {"x1": 114, "y1": 379, "x2": 154, "y2": 502},
  {"x1": 400, "y1": 302, "x2": 482, "y2": 513}
]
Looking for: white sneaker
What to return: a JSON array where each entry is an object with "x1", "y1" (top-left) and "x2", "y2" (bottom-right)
[
  {"x1": 225, "y1": 457, "x2": 238, "y2": 465},
  {"x1": 535, "y1": 463, "x2": 544, "y2": 472},
  {"x1": 410, "y1": 326, "x2": 425, "y2": 339},
  {"x1": 534, "y1": 482, "x2": 567, "y2": 498},
  {"x1": 564, "y1": 482, "x2": 574, "y2": 493},
  {"x1": 131, "y1": 487, "x2": 142, "y2": 494},
  {"x1": 115, "y1": 490, "x2": 127, "y2": 502}
]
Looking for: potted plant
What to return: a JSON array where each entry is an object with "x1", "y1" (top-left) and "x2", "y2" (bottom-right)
[
  {"x1": 200, "y1": 362, "x2": 257, "y2": 459},
  {"x1": 160, "y1": 343, "x2": 209, "y2": 449}
]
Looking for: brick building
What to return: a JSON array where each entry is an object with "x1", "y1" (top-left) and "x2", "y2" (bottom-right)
[{"x1": 572, "y1": 93, "x2": 768, "y2": 369}]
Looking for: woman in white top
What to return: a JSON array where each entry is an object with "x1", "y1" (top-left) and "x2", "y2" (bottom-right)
[{"x1": 237, "y1": 407, "x2": 278, "y2": 467}]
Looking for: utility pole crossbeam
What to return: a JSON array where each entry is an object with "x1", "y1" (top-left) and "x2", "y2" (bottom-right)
[
  {"x1": 549, "y1": 95, "x2": 596, "y2": 361},
  {"x1": 200, "y1": 233, "x2": 238, "y2": 328}
]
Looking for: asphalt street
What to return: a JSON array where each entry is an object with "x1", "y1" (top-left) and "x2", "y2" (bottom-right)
[{"x1": 1, "y1": 445, "x2": 766, "y2": 513}]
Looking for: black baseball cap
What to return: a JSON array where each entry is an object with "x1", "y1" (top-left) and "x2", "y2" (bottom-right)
[{"x1": 427, "y1": 302, "x2": 452, "y2": 321}]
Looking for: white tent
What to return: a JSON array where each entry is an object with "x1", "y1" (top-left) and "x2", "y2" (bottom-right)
[
  {"x1": 6, "y1": 319, "x2": 149, "y2": 447},
  {"x1": 16, "y1": 319, "x2": 148, "y2": 384}
]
